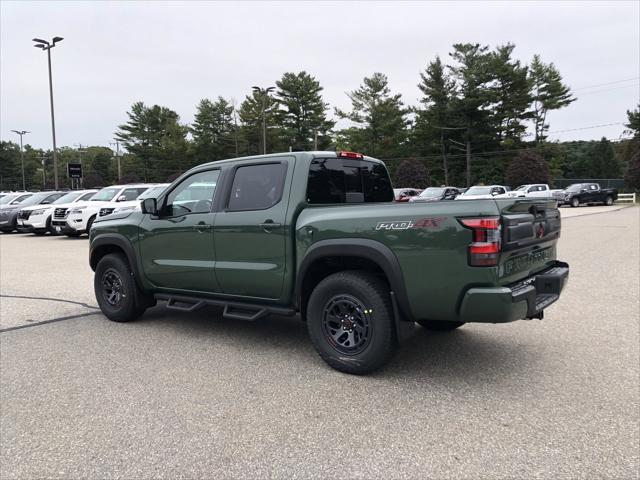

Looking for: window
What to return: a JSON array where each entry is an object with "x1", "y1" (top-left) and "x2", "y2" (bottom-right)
[
  {"x1": 165, "y1": 170, "x2": 219, "y2": 216},
  {"x1": 118, "y1": 188, "x2": 148, "y2": 202},
  {"x1": 79, "y1": 192, "x2": 97, "y2": 201},
  {"x1": 307, "y1": 158, "x2": 393, "y2": 204},
  {"x1": 227, "y1": 163, "x2": 287, "y2": 211}
]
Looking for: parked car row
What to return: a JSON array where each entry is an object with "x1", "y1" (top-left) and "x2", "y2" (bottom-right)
[
  {"x1": 393, "y1": 182, "x2": 618, "y2": 207},
  {"x1": 0, "y1": 183, "x2": 169, "y2": 236}
]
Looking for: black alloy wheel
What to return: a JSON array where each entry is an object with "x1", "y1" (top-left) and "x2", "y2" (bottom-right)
[{"x1": 321, "y1": 294, "x2": 372, "y2": 356}]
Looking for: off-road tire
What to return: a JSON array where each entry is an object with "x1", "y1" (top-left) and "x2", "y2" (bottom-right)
[
  {"x1": 307, "y1": 270, "x2": 396, "y2": 375},
  {"x1": 94, "y1": 253, "x2": 149, "y2": 322},
  {"x1": 416, "y1": 319, "x2": 465, "y2": 332}
]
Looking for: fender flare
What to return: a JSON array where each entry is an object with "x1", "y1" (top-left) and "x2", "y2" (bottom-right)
[
  {"x1": 90, "y1": 234, "x2": 144, "y2": 289},
  {"x1": 296, "y1": 238, "x2": 414, "y2": 322}
]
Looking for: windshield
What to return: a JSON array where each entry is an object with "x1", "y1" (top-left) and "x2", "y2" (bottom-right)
[
  {"x1": 52, "y1": 191, "x2": 84, "y2": 204},
  {"x1": 418, "y1": 188, "x2": 444, "y2": 198},
  {"x1": 91, "y1": 187, "x2": 121, "y2": 202},
  {"x1": 16, "y1": 192, "x2": 59, "y2": 206},
  {"x1": 139, "y1": 185, "x2": 169, "y2": 200},
  {"x1": 566, "y1": 184, "x2": 584, "y2": 192},
  {"x1": 463, "y1": 186, "x2": 492, "y2": 196}
]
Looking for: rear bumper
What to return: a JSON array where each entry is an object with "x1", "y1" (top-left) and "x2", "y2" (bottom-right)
[{"x1": 459, "y1": 261, "x2": 569, "y2": 323}]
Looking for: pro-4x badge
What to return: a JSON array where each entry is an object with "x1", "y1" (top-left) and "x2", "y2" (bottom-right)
[{"x1": 376, "y1": 220, "x2": 415, "y2": 231}]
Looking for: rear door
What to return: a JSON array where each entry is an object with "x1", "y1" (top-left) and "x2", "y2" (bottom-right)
[{"x1": 213, "y1": 157, "x2": 294, "y2": 299}]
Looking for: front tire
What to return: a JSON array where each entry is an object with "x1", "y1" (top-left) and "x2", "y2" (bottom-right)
[
  {"x1": 571, "y1": 197, "x2": 580, "y2": 208},
  {"x1": 416, "y1": 319, "x2": 465, "y2": 332},
  {"x1": 94, "y1": 253, "x2": 149, "y2": 322},
  {"x1": 605, "y1": 196, "x2": 613, "y2": 206},
  {"x1": 307, "y1": 271, "x2": 396, "y2": 375}
]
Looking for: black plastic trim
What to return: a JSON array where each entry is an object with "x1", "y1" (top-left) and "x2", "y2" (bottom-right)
[
  {"x1": 90, "y1": 234, "x2": 143, "y2": 290},
  {"x1": 296, "y1": 238, "x2": 414, "y2": 322}
]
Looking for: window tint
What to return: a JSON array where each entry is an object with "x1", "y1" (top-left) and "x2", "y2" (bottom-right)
[
  {"x1": 166, "y1": 170, "x2": 219, "y2": 215},
  {"x1": 227, "y1": 163, "x2": 287, "y2": 211},
  {"x1": 79, "y1": 192, "x2": 96, "y2": 201},
  {"x1": 307, "y1": 158, "x2": 393, "y2": 204}
]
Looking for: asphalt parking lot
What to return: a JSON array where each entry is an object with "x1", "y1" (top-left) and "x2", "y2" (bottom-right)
[{"x1": 1, "y1": 205, "x2": 638, "y2": 479}]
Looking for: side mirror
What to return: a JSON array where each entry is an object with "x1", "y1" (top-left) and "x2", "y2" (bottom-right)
[
  {"x1": 141, "y1": 198, "x2": 158, "y2": 215},
  {"x1": 117, "y1": 195, "x2": 127, "y2": 202},
  {"x1": 580, "y1": 189, "x2": 587, "y2": 193}
]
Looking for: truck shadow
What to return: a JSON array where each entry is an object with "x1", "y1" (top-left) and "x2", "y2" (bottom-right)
[{"x1": 134, "y1": 305, "x2": 534, "y2": 387}]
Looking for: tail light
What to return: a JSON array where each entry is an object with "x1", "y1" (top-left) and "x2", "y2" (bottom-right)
[
  {"x1": 458, "y1": 217, "x2": 501, "y2": 266},
  {"x1": 337, "y1": 151, "x2": 364, "y2": 159}
]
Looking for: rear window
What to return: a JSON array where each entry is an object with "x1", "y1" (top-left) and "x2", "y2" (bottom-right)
[{"x1": 307, "y1": 158, "x2": 393, "y2": 204}]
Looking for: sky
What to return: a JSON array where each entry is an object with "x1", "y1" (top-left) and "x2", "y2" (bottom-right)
[{"x1": 1, "y1": 0, "x2": 639, "y2": 152}]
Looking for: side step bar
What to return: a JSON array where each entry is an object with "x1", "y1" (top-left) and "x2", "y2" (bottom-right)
[{"x1": 155, "y1": 293, "x2": 295, "y2": 321}]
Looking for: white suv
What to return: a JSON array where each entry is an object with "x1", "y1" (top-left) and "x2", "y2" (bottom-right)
[
  {"x1": 97, "y1": 184, "x2": 169, "y2": 219},
  {"x1": 62, "y1": 184, "x2": 154, "y2": 237},
  {"x1": 19, "y1": 190, "x2": 98, "y2": 235}
]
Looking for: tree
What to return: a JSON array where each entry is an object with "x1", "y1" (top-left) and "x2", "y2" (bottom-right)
[
  {"x1": 529, "y1": 55, "x2": 575, "y2": 143},
  {"x1": 83, "y1": 174, "x2": 106, "y2": 188},
  {"x1": 191, "y1": 97, "x2": 237, "y2": 163},
  {"x1": 0, "y1": 141, "x2": 21, "y2": 190},
  {"x1": 624, "y1": 105, "x2": 640, "y2": 138},
  {"x1": 625, "y1": 151, "x2": 640, "y2": 189},
  {"x1": 487, "y1": 44, "x2": 533, "y2": 144},
  {"x1": 590, "y1": 137, "x2": 621, "y2": 178},
  {"x1": 505, "y1": 150, "x2": 550, "y2": 187},
  {"x1": 276, "y1": 71, "x2": 335, "y2": 151},
  {"x1": 393, "y1": 159, "x2": 430, "y2": 188},
  {"x1": 238, "y1": 89, "x2": 280, "y2": 155},
  {"x1": 336, "y1": 72, "x2": 408, "y2": 157},
  {"x1": 115, "y1": 102, "x2": 189, "y2": 182},
  {"x1": 414, "y1": 56, "x2": 457, "y2": 183}
]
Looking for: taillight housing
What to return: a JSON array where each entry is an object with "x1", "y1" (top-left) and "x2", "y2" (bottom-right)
[{"x1": 458, "y1": 217, "x2": 501, "y2": 267}]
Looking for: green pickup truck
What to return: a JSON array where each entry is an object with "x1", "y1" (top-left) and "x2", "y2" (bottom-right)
[{"x1": 90, "y1": 151, "x2": 569, "y2": 374}]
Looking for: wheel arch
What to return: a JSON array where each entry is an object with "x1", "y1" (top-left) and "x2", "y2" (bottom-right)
[
  {"x1": 295, "y1": 239, "x2": 414, "y2": 322},
  {"x1": 90, "y1": 234, "x2": 144, "y2": 290}
]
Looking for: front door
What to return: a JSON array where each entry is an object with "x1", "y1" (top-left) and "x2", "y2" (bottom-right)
[
  {"x1": 214, "y1": 158, "x2": 292, "y2": 300},
  {"x1": 139, "y1": 169, "x2": 221, "y2": 293}
]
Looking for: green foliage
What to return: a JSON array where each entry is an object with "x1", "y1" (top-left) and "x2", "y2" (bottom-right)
[
  {"x1": 393, "y1": 159, "x2": 430, "y2": 188},
  {"x1": 336, "y1": 72, "x2": 409, "y2": 157},
  {"x1": 276, "y1": 71, "x2": 335, "y2": 151},
  {"x1": 115, "y1": 102, "x2": 189, "y2": 181},
  {"x1": 505, "y1": 150, "x2": 550, "y2": 187},
  {"x1": 625, "y1": 105, "x2": 640, "y2": 138},
  {"x1": 530, "y1": 55, "x2": 575, "y2": 142},
  {"x1": 238, "y1": 89, "x2": 281, "y2": 155},
  {"x1": 624, "y1": 151, "x2": 640, "y2": 189},
  {"x1": 83, "y1": 174, "x2": 106, "y2": 188},
  {"x1": 191, "y1": 97, "x2": 237, "y2": 164},
  {"x1": 0, "y1": 141, "x2": 21, "y2": 190},
  {"x1": 589, "y1": 137, "x2": 621, "y2": 178}
]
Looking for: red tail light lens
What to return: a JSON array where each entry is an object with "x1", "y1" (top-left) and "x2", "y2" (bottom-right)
[
  {"x1": 337, "y1": 151, "x2": 364, "y2": 159},
  {"x1": 459, "y1": 216, "x2": 501, "y2": 266}
]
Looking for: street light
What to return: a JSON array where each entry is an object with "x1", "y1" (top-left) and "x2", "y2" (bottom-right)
[
  {"x1": 33, "y1": 36, "x2": 63, "y2": 189},
  {"x1": 252, "y1": 86, "x2": 275, "y2": 154},
  {"x1": 10, "y1": 130, "x2": 29, "y2": 190}
]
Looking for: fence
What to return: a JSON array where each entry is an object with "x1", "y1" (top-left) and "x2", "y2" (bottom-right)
[{"x1": 617, "y1": 193, "x2": 637, "y2": 203}]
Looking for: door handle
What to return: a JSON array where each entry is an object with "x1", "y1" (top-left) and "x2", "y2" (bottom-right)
[
  {"x1": 260, "y1": 220, "x2": 282, "y2": 232},
  {"x1": 195, "y1": 221, "x2": 209, "y2": 233}
]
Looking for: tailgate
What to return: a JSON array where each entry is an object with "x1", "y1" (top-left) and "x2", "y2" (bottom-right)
[{"x1": 494, "y1": 198, "x2": 561, "y2": 285}]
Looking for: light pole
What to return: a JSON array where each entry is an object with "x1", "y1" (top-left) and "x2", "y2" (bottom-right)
[
  {"x1": 33, "y1": 36, "x2": 63, "y2": 190},
  {"x1": 252, "y1": 86, "x2": 275, "y2": 154},
  {"x1": 10, "y1": 130, "x2": 29, "y2": 190}
]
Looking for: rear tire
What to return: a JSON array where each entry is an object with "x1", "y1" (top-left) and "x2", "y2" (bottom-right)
[
  {"x1": 571, "y1": 197, "x2": 580, "y2": 208},
  {"x1": 307, "y1": 271, "x2": 396, "y2": 375},
  {"x1": 416, "y1": 319, "x2": 465, "y2": 332},
  {"x1": 605, "y1": 196, "x2": 613, "y2": 206},
  {"x1": 94, "y1": 253, "x2": 149, "y2": 322}
]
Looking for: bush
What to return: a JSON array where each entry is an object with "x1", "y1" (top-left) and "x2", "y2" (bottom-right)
[
  {"x1": 505, "y1": 151, "x2": 550, "y2": 187},
  {"x1": 393, "y1": 159, "x2": 430, "y2": 188}
]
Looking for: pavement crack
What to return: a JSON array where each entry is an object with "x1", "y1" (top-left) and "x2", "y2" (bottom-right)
[
  {"x1": 0, "y1": 311, "x2": 101, "y2": 333},
  {"x1": 0, "y1": 294, "x2": 99, "y2": 310}
]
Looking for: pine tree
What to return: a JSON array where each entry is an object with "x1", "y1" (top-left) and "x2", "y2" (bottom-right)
[
  {"x1": 336, "y1": 72, "x2": 408, "y2": 158},
  {"x1": 624, "y1": 151, "x2": 640, "y2": 189},
  {"x1": 590, "y1": 137, "x2": 620, "y2": 178},
  {"x1": 393, "y1": 159, "x2": 430, "y2": 188},
  {"x1": 191, "y1": 97, "x2": 236, "y2": 163},
  {"x1": 529, "y1": 55, "x2": 575, "y2": 143},
  {"x1": 238, "y1": 89, "x2": 280, "y2": 155},
  {"x1": 275, "y1": 71, "x2": 335, "y2": 151}
]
